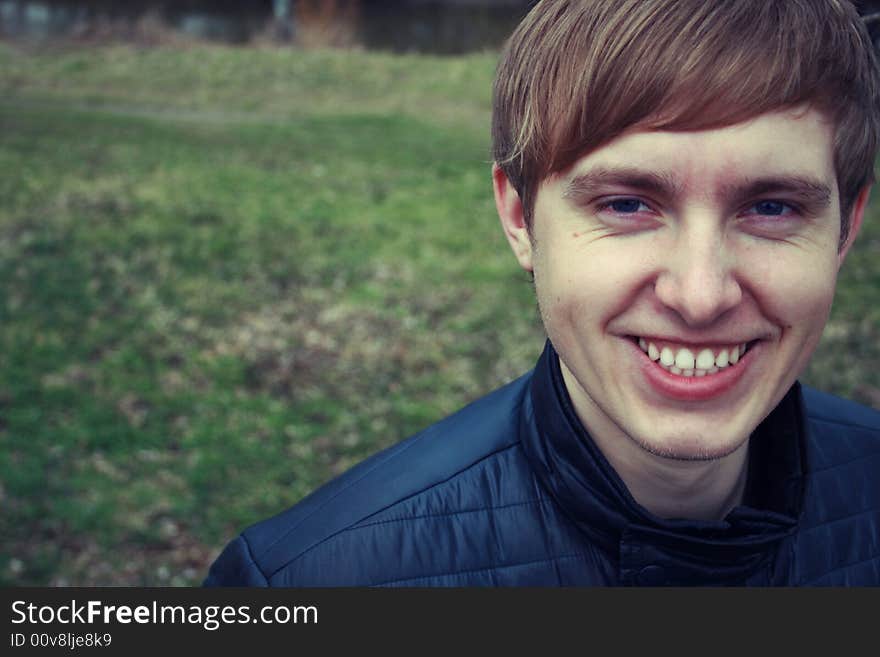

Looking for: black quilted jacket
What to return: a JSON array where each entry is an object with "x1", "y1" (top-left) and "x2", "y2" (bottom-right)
[{"x1": 205, "y1": 341, "x2": 880, "y2": 586}]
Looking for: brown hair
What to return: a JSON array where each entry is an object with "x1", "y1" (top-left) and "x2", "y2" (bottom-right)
[{"x1": 492, "y1": 0, "x2": 880, "y2": 245}]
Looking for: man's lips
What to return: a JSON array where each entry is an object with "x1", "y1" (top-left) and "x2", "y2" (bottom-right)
[{"x1": 628, "y1": 336, "x2": 758, "y2": 401}]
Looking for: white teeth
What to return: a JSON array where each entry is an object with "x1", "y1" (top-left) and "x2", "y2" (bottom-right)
[
  {"x1": 674, "y1": 348, "x2": 695, "y2": 370},
  {"x1": 730, "y1": 346, "x2": 740, "y2": 364},
  {"x1": 695, "y1": 348, "x2": 715, "y2": 369},
  {"x1": 638, "y1": 337, "x2": 751, "y2": 377}
]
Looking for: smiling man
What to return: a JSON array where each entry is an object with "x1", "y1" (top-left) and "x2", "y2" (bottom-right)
[
  {"x1": 496, "y1": 108, "x2": 866, "y2": 523},
  {"x1": 206, "y1": 0, "x2": 880, "y2": 586}
]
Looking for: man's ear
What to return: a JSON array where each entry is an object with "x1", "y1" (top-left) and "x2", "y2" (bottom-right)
[
  {"x1": 493, "y1": 163, "x2": 534, "y2": 272},
  {"x1": 838, "y1": 184, "x2": 872, "y2": 266}
]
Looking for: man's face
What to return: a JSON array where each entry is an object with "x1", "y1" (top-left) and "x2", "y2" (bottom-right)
[{"x1": 497, "y1": 108, "x2": 866, "y2": 461}]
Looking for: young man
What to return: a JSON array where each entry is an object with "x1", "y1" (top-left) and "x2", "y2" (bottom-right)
[{"x1": 205, "y1": 0, "x2": 880, "y2": 586}]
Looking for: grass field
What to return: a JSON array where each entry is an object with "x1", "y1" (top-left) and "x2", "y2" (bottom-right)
[{"x1": 1, "y1": 42, "x2": 878, "y2": 586}]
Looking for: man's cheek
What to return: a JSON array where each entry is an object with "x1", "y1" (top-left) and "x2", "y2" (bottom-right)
[
  {"x1": 741, "y1": 248, "x2": 836, "y2": 318},
  {"x1": 536, "y1": 277, "x2": 589, "y2": 324},
  {"x1": 775, "y1": 272, "x2": 837, "y2": 325}
]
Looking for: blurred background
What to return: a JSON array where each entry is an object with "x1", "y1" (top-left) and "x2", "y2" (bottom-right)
[{"x1": 1, "y1": 0, "x2": 879, "y2": 586}]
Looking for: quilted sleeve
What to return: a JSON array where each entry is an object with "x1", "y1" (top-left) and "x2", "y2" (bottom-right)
[{"x1": 203, "y1": 535, "x2": 270, "y2": 587}]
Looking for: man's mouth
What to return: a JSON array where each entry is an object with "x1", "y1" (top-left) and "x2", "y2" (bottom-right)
[{"x1": 633, "y1": 337, "x2": 753, "y2": 377}]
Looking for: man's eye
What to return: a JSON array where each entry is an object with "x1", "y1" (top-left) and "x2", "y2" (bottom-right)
[
  {"x1": 602, "y1": 198, "x2": 650, "y2": 213},
  {"x1": 748, "y1": 200, "x2": 793, "y2": 216}
]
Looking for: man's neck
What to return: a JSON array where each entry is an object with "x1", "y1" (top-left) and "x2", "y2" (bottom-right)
[{"x1": 608, "y1": 440, "x2": 750, "y2": 521}]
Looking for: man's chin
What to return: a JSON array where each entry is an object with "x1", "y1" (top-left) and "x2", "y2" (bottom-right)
[
  {"x1": 618, "y1": 388, "x2": 768, "y2": 462},
  {"x1": 627, "y1": 427, "x2": 750, "y2": 462}
]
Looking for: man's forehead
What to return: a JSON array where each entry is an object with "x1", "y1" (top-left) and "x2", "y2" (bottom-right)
[{"x1": 557, "y1": 108, "x2": 838, "y2": 195}]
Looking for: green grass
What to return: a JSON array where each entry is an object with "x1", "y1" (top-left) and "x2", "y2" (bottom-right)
[{"x1": 0, "y1": 42, "x2": 877, "y2": 585}]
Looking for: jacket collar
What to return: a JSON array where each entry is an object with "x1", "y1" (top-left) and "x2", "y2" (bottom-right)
[{"x1": 520, "y1": 340, "x2": 803, "y2": 579}]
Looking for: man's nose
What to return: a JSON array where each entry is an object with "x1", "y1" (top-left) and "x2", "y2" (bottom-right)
[{"x1": 653, "y1": 223, "x2": 743, "y2": 327}]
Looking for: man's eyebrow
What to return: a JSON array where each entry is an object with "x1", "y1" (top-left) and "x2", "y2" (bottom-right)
[
  {"x1": 562, "y1": 167, "x2": 834, "y2": 209},
  {"x1": 721, "y1": 176, "x2": 833, "y2": 209},
  {"x1": 562, "y1": 167, "x2": 683, "y2": 205}
]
